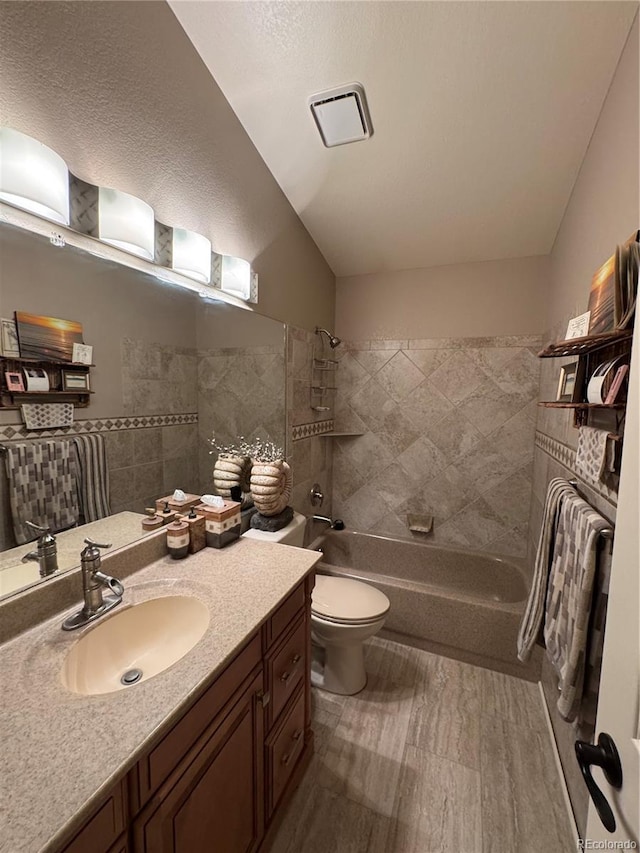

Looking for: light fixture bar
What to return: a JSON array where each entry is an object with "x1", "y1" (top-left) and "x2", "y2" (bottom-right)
[{"x1": 0, "y1": 202, "x2": 253, "y2": 312}]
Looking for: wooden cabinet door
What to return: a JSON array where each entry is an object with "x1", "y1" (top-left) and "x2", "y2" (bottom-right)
[{"x1": 134, "y1": 671, "x2": 264, "y2": 853}]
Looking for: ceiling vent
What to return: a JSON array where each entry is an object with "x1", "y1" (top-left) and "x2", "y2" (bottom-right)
[{"x1": 308, "y1": 83, "x2": 373, "y2": 148}]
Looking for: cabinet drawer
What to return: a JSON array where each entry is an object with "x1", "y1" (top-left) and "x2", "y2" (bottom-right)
[
  {"x1": 268, "y1": 583, "x2": 305, "y2": 648},
  {"x1": 266, "y1": 688, "x2": 305, "y2": 816},
  {"x1": 62, "y1": 780, "x2": 126, "y2": 853},
  {"x1": 134, "y1": 633, "x2": 261, "y2": 807},
  {"x1": 268, "y1": 617, "x2": 306, "y2": 727}
]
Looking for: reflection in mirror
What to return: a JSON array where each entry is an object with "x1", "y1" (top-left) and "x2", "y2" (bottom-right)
[{"x1": 0, "y1": 222, "x2": 285, "y2": 601}]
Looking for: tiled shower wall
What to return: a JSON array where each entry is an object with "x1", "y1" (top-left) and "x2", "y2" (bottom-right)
[
  {"x1": 331, "y1": 336, "x2": 541, "y2": 558},
  {"x1": 197, "y1": 345, "x2": 286, "y2": 495},
  {"x1": 287, "y1": 326, "x2": 334, "y2": 518}
]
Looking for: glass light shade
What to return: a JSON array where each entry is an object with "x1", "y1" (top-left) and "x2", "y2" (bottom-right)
[
  {"x1": 98, "y1": 187, "x2": 154, "y2": 260},
  {"x1": 172, "y1": 228, "x2": 212, "y2": 283},
  {"x1": 221, "y1": 255, "x2": 251, "y2": 300},
  {"x1": 0, "y1": 127, "x2": 69, "y2": 225}
]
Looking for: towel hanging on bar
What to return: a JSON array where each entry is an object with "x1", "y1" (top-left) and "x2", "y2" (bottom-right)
[
  {"x1": 3, "y1": 440, "x2": 79, "y2": 544},
  {"x1": 72, "y1": 434, "x2": 111, "y2": 523},
  {"x1": 517, "y1": 477, "x2": 576, "y2": 662},
  {"x1": 544, "y1": 492, "x2": 611, "y2": 721}
]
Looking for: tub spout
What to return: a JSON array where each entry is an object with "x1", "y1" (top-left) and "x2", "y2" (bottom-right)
[{"x1": 311, "y1": 515, "x2": 345, "y2": 530}]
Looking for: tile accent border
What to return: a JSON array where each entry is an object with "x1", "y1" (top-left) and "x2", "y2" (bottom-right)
[
  {"x1": 0, "y1": 412, "x2": 198, "y2": 442},
  {"x1": 535, "y1": 430, "x2": 617, "y2": 505},
  {"x1": 535, "y1": 432, "x2": 577, "y2": 470},
  {"x1": 291, "y1": 419, "x2": 334, "y2": 441}
]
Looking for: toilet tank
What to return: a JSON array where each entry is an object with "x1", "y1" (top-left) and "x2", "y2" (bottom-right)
[{"x1": 241, "y1": 511, "x2": 307, "y2": 547}]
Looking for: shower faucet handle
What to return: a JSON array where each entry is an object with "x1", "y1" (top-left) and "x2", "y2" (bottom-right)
[{"x1": 309, "y1": 483, "x2": 324, "y2": 507}]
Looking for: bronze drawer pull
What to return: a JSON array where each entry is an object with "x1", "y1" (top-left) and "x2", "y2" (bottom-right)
[
  {"x1": 281, "y1": 752, "x2": 292, "y2": 767},
  {"x1": 256, "y1": 690, "x2": 271, "y2": 707},
  {"x1": 291, "y1": 729, "x2": 302, "y2": 742},
  {"x1": 279, "y1": 653, "x2": 302, "y2": 684}
]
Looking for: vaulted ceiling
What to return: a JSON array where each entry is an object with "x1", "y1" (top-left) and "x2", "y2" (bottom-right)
[{"x1": 170, "y1": 1, "x2": 637, "y2": 277}]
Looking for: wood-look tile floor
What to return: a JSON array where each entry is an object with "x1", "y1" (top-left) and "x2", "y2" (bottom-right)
[{"x1": 270, "y1": 637, "x2": 574, "y2": 853}]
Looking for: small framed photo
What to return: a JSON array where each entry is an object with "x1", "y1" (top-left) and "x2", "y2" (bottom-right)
[
  {"x1": 61, "y1": 370, "x2": 90, "y2": 392},
  {"x1": 72, "y1": 343, "x2": 93, "y2": 365},
  {"x1": 556, "y1": 361, "x2": 580, "y2": 402},
  {"x1": 4, "y1": 371, "x2": 24, "y2": 392},
  {"x1": 0, "y1": 318, "x2": 20, "y2": 357}
]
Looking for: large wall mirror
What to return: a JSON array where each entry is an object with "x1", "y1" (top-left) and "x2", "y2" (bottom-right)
[{"x1": 0, "y1": 222, "x2": 286, "y2": 600}]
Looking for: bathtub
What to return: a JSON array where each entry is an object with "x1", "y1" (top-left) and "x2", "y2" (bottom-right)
[{"x1": 306, "y1": 529, "x2": 541, "y2": 680}]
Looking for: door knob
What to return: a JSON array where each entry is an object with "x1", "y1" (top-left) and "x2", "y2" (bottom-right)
[{"x1": 575, "y1": 733, "x2": 623, "y2": 833}]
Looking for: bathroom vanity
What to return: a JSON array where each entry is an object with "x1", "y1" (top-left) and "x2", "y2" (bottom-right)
[{"x1": 0, "y1": 536, "x2": 320, "y2": 853}]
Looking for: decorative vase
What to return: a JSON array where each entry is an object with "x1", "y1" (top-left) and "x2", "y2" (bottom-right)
[
  {"x1": 250, "y1": 459, "x2": 292, "y2": 517},
  {"x1": 213, "y1": 454, "x2": 252, "y2": 499}
]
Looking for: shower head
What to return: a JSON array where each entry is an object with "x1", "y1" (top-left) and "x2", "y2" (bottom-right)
[{"x1": 315, "y1": 327, "x2": 342, "y2": 349}]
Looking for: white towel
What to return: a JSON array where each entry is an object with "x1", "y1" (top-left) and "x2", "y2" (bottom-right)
[
  {"x1": 544, "y1": 493, "x2": 610, "y2": 721},
  {"x1": 517, "y1": 477, "x2": 575, "y2": 662},
  {"x1": 575, "y1": 426, "x2": 613, "y2": 485}
]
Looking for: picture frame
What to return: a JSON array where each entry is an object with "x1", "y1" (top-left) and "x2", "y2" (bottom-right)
[
  {"x1": 15, "y1": 311, "x2": 84, "y2": 361},
  {"x1": 72, "y1": 343, "x2": 93, "y2": 365},
  {"x1": 4, "y1": 371, "x2": 25, "y2": 392},
  {"x1": 0, "y1": 318, "x2": 20, "y2": 357},
  {"x1": 21, "y1": 366, "x2": 50, "y2": 392},
  {"x1": 61, "y1": 370, "x2": 90, "y2": 392},
  {"x1": 556, "y1": 361, "x2": 580, "y2": 403}
]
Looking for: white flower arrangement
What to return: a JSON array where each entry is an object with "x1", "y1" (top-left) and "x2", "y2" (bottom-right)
[{"x1": 209, "y1": 434, "x2": 284, "y2": 463}]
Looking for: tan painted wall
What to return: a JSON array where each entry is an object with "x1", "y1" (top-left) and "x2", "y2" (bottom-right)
[
  {"x1": 335, "y1": 256, "x2": 551, "y2": 341},
  {"x1": 531, "y1": 14, "x2": 639, "y2": 837},
  {"x1": 549, "y1": 13, "x2": 640, "y2": 326},
  {"x1": 0, "y1": 1, "x2": 335, "y2": 331}
]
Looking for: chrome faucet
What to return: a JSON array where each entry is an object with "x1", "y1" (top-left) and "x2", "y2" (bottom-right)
[
  {"x1": 311, "y1": 515, "x2": 345, "y2": 530},
  {"x1": 21, "y1": 521, "x2": 58, "y2": 577},
  {"x1": 62, "y1": 539, "x2": 123, "y2": 631}
]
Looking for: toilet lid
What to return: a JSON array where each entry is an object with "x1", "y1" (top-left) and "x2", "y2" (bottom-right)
[{"x1": 311, "y1": 575, "x2": 390, "y2": 623}]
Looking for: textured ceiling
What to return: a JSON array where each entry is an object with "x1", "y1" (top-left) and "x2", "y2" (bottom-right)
[{"x1": 170, "y1": 1, "x2": 637, "y2": 278}]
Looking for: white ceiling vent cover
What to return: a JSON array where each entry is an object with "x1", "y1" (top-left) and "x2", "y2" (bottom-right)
[{"x1": 309, "y1": 83, "x2": 373, "y2": 148}]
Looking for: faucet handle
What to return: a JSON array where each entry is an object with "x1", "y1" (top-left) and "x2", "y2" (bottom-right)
[
  {"x1": 25, "y1": 520, "x2": 51, "y2": 535},
  {"x1": 83, "y1": 538, "x2": 112, "y2": 550}
]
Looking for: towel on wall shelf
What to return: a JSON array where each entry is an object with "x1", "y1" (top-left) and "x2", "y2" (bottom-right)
[
  {"x1": 575, "y1": 426, "x2": 615, "y2": 485},
  {"x1": 517, "y1": 477, "x2": 575, "y2": 662},
  {"x1": 3, "y1": 440, "x2": 79, "y2": 544},
  {"x1": 544, "y1": 492, "x2": 611, "y2": 721},
  {"x1": 72, "y1": 434, "x2": 111, "y2": 523}
]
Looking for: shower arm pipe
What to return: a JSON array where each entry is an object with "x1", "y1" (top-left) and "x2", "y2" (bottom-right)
[{"x1": 315, "y1": 327, "x2": 342, "y2": 349}]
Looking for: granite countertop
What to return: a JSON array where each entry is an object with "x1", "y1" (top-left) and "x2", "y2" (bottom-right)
[{"x1": 0, "y1": 538, "x2": 320, "y2": 853}]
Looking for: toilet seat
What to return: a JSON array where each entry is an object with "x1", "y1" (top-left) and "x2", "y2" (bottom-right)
[{"x1": 311, "y1": 575, "x2": 390, "y2": 625}]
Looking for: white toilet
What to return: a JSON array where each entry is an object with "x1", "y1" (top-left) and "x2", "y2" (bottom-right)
[{"x1": 243, "y1": 513, "x2": 390, "y2": 695}]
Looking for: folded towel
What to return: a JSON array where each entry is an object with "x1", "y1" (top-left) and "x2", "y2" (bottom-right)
[
  {"x1": 72, "y1": 434, "x2": 111, "y2": 523},
  {"x1": 4, "y1": 440, "x2": 79, "y2": 544},
  {"x1": 544, "y1": 492, "x2": 610, "y2": 721},
  {"x1": 517, "y1": 477, "x2": 575, "y2": 662},
  {"x1": 575, "y1": 426, "x2": 612, "y2": 485}
]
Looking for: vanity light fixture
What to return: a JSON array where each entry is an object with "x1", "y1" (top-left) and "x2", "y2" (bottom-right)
[
  {"x1": 98, "y1": 187, "x2": 155, "y2": 261},
  {"x1": 0, "y1": 127, "x2": 70, "y2": 225},
  {"x1": 220, "y1": 255, "x2": 251, "y2": 300},
  {"x1": 171, "y1": 227, "x2": 212, "y2": 284}
]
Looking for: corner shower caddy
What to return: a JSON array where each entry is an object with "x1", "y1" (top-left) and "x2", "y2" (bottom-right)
[{"x1": 310, "y1": 356, "x2": 338, "y2": 413}]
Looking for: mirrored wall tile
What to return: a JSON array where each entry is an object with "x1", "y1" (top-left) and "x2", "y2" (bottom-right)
[
  {"x1": 480, "y1": 715, "x2": 573, "y2": 853},
  {"x1": 103, "y1": 430, "x2": 134, "y2": 470},
  {"x1": 389, "y1": 746, "x2": 482, "y2": 853},
  {"x1": 481, "y1": 670, "x2": 547, "y2": 732},
  {"x1": 132, "y1": 461, "x2": 163, "y2": 502},
  {"x1": 132, "y1": 427, "x2": 163, "y2": 463},
  {"x1": 108, "y1": 466, "x2": 135, "y2": 506}
]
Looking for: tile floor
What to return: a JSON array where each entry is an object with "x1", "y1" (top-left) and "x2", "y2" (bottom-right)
[{"x1": 270, "y1": 637, "x2": 575, "y2": 853}]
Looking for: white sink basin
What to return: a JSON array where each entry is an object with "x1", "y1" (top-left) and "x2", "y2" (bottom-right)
[{"x1": 61, "y1": 595, "x2": 210, "y2": 696}]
